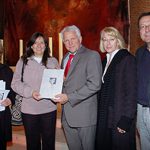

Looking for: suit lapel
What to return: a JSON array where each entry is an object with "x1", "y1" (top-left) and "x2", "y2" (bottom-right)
[{"x1": 61, "y1": 53, "x2": 68, "y2": 69}]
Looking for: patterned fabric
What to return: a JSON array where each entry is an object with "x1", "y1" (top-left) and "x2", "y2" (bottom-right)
[
  {"x1": 11, "y1": 61, "x2": 24, "y2": 125},
  {"x1": 11, "y1": 94, "x2": 23, "y2": 125}
]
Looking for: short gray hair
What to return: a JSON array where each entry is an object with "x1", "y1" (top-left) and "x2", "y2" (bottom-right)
[{"x1": 60, "y1": 25, "x2": 81, "y2": 41}]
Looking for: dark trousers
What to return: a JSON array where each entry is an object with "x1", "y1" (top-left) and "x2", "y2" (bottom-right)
[
  {"x1": 22, "y1": 111, "x2": 56, "y2": 150},
  {"x1": 0, "y1": 132, "x2": 6, "y2": 150},
  {"x1": 95, "y1": 128, "x2": 112, "y2": 150},
  {"x1": 0, "y1": 112, "x2": 6, "y2": 150}
]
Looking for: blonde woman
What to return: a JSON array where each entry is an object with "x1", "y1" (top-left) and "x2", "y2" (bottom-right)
[{"x1": 95, "y1": 27, "x2": 137, "y2": 150}]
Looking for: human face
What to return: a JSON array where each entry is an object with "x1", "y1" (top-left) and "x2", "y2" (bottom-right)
[
  {"x1": 31, "y1": 36, "x2": 46, "y2": 57},
  {"x1": 102, "y1": 32, "x2": 119, "y2": 53},
  {"x1": 63, "y1": 31, "x2": 82, "y2": 53},
  {"x1": 139, "y1": 16, "x2": 150, "y2": 44}
]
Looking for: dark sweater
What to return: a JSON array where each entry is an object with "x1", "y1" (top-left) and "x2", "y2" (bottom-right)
[{"x1": 136, "y1": 44, "x2": 150, "y2": 106}]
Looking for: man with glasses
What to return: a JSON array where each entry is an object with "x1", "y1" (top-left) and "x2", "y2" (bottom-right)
[{"x1": 136, "y1": 12, "x2": 150, "y2": 150}]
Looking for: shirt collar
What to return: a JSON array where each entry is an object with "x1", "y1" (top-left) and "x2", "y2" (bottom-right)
[{"x1": 106, "y1": 49, "x2": 120, "y2": 63}]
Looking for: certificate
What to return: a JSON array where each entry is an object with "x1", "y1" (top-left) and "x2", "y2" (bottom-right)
[
  {"x1": 40, "y1": 69, "x2": 64, "y2": 99},
  {"x1": 0, "y1": 90, "x2": 10, "y2": 111},
  {"x1": 0, "y1": 80, "x2": 6, "y2": 90}
]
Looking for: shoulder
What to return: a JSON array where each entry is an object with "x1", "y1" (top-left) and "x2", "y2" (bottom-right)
[
  {"x1": 115, "y1": 49, "x2": 136, "y2": 65},
  {"x1": 135, "y1": 44, "x2": 146, "y2": 56},
  {"x1": 16, "y1": 58, "x2": 24, "y2": 66},
  {"x1": 15, "y1": 58, "x2": 24, "y2": 71},
  {"x1": 81, "y1": 46, "x2": 100, "y2": 58},
  {"x1": 114, "y1": 49, "x2": 129, "y2": 59},
  {"x1": 118, "y1": 49, "x2": 134, "y2": 58},
  {"x1": 0, "y1": 64, "x2": 13, "y2": 73},
  {"x1": 0, "y1": 64, "x2": 13, "y2": 80},
  {"x1": 122, "y1": 51, "x2": 136, "y2": 66}
]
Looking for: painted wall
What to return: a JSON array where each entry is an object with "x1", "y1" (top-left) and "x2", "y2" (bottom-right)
[{"x1": 2, "y1": 0, "x2": 128, "y2": 65}]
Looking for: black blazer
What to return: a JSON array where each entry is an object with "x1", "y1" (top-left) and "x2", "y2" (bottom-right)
[
  {"x1": 0, "y1": 64, "x2": 15, "y2": 141},
  {"x1": 96, "y1": 49, "x2": 137, "y2": 150}
]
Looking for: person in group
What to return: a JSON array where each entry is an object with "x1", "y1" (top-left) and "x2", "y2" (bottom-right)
[
  {"x1": 95, "y1": 27, "x2": 137, "y2": 150},
  {"x1": 0, "y1": 41, "x2": 15, "y2": 150},
  {"x1": 53, "y1": 25, "x2": 102, "y2": 150},
  {"x1": 11, "y1": 32, "x2": 59, "y2": 150},
  {"x1": 136, "y1": 12, "x2": 150, "y2": 150}
]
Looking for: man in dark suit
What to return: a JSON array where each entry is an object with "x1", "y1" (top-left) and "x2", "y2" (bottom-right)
[{"x1": 53, "y1": 25, "x2": 102, "y2": 150}]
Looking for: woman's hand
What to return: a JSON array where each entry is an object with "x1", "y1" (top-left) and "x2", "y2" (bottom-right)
[
  {"x1": 32, "y1": 91, "x2": 41, "y2": 101},
  {"x1": 0, "y1": 98, "x2": 12, "y2": 106},
  {"x1": 117, "y1": 127, "x2": 126, "y2": 134}
]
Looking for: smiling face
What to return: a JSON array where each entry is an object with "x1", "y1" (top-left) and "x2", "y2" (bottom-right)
[
  {"x1": 63, "y1": 30, "x2": 82, "y2": 53},
  {"x1": 31, "y1": 36, "x2": 46, "y2": 57},
  {"x1": 101, "y1": 32, "x2": 119, "y2": 54},
  {"x1": 139, "y1": 15, "x2": 150, "y2": 44}
]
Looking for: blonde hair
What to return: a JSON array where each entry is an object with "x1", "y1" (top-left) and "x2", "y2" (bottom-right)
[{"x1": 99, "y1": 27, "x2": 126, "y2": 53}]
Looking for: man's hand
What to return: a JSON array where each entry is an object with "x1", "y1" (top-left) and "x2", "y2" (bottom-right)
[{"x1": 52, "y1": 94, "x2": 68, "y2": 104}]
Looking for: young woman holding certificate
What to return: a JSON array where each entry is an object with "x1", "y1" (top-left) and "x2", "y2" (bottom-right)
[{"x1": 11, "y1": 32, "x2": 59, "y2": 150}]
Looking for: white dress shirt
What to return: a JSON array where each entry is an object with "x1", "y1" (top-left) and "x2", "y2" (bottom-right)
[{"x1": 102, "y1": 49, "x2": 120, "y2": 83}]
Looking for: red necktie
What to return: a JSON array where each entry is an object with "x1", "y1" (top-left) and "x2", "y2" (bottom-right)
[{"x1": 64, "y1": 54, "x2": 74, "y2": 77}]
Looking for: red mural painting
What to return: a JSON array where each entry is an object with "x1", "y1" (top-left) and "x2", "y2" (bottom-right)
[{"x1": 3, "y1": 0, "x2": 128, "y2": 65}]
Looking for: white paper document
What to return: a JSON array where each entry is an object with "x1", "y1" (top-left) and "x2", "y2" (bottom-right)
[
  {"x1": 0, "y1": 80, "x2": 6, "y2": 90},
  {"x1": 0, "y1": 90, "x2": 10, "y2": 111},
  {"x1": 40, "y1": 69, "x2": 64, "y2": 99}
]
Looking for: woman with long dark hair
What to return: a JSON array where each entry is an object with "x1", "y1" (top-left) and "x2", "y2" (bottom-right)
[{"x1": 11, "y1": 32, "x2": 59, "y2": 150}]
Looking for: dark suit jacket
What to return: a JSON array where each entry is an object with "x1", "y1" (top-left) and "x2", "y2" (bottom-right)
[
  {"x1": 61, "y1": 45, "x2": 102, "y2": 127},
  {"x1": 0, "y1": 64, "x2": 15, "y2": 141}
]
